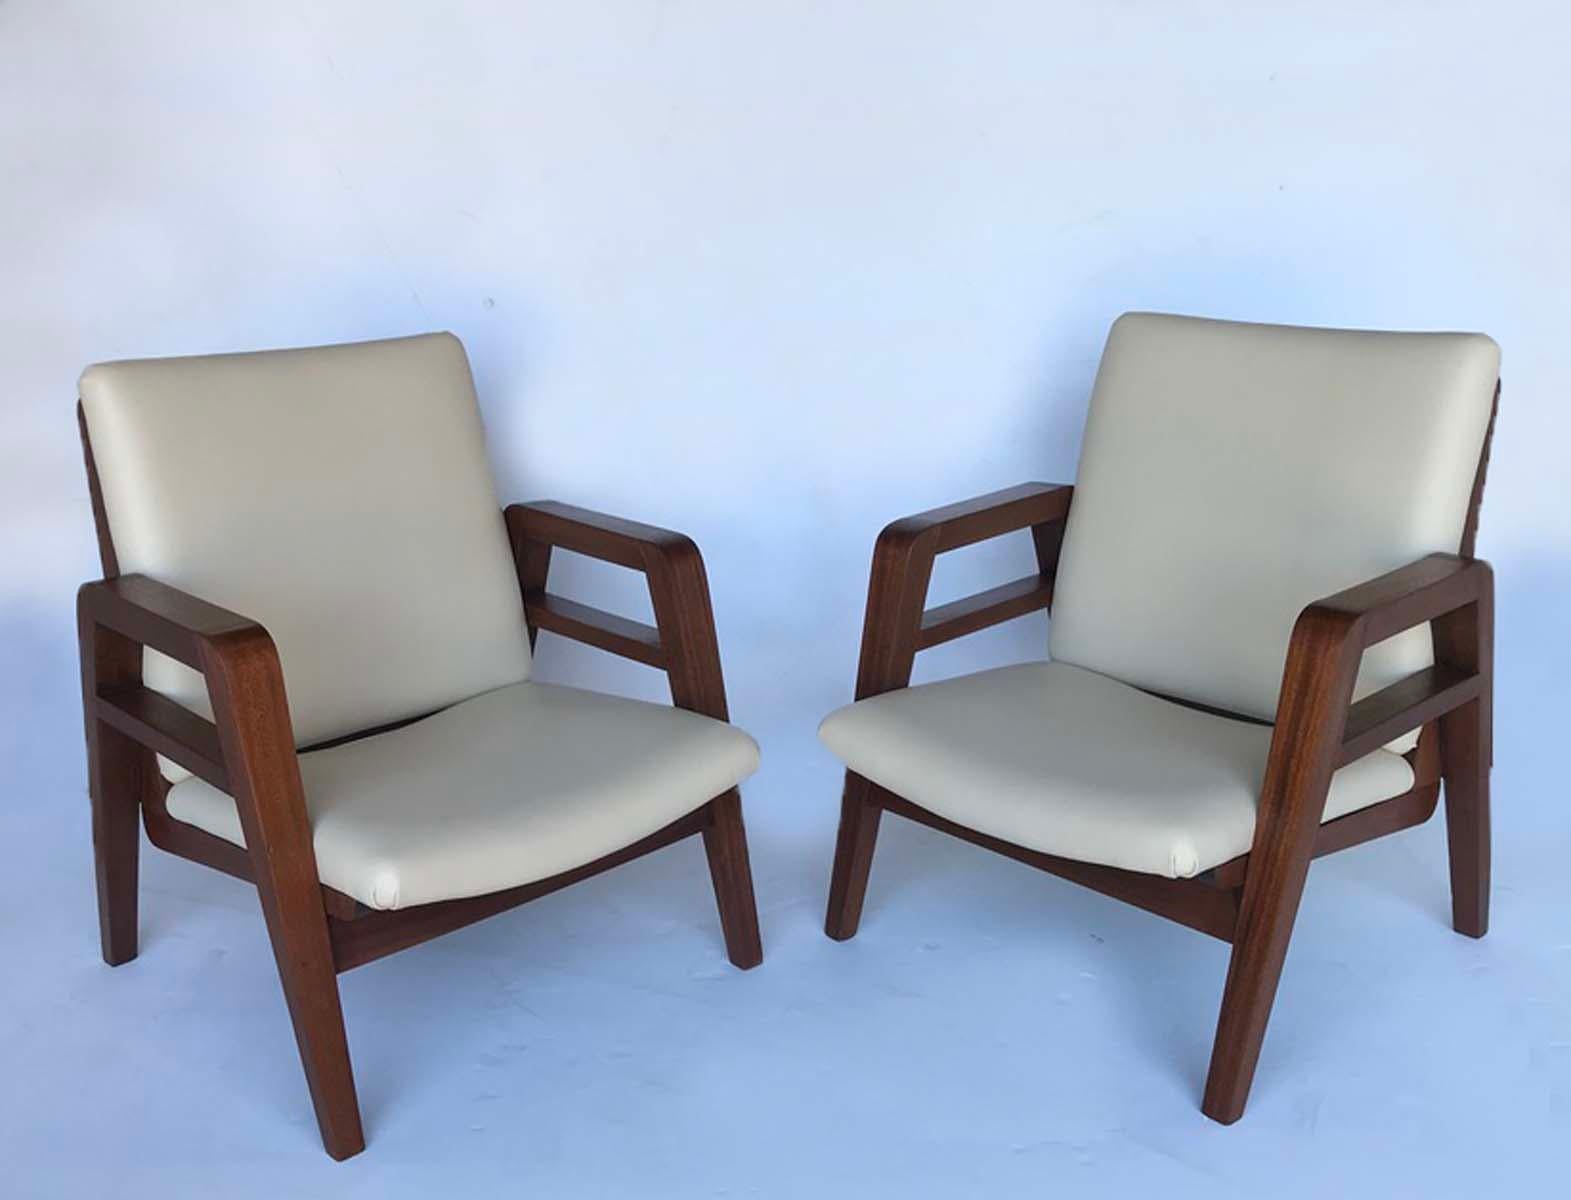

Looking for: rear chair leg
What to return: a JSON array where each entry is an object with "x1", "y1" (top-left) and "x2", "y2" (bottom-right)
[
  {"x1": 824, "y1": 772, "x2": 883, "y2": 941},
  {"x1": 703, "y1": 788, "x2": 764, "y2": 969}
]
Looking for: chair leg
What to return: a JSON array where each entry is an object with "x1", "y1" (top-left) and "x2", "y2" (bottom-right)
[
  {"x1": 255, "y1": 895, "x2": 365, "y2": 1160},
  {"x1": 87, "y1": 720, "x2": 143, "y2": 967},
  {"x1": 825, "y1": 772, "x2": 883, "y2": 941},
  {"x1": 1440, "y1": 697, "x2": 1490, "y2": 938},
  {"x1": 1201, "y1": 857, "x2": 1313, "y2": 1124},
  {"x1": 703, "y1": 789, "x2": 764, "y2": 970}
]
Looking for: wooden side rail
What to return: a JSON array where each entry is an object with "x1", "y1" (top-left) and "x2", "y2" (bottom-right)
[
  {"x1": 916, "y1": 575, "x2": 1056, "y2": 650},
  {"x1": 524, "y1": 593, "x2": 666, "y2": 668}
]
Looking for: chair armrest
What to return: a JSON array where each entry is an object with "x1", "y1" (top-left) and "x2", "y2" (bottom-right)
[
  {"x1": 505, "y1": 501, "x2": 731, "y2": 720},
  {"x1": 78, "y1": 575, "x2": 286, "y2": 790},
  {"x1": 1248, "y1": 553, "x2": 1494, "y2": 866},
  {"x1": 1280, "y1": 553, "x2": 1491, "y2": 756},
  {"x1": 854, "y1": 482, "x2": 1074, "y2": 699},
  {"x1": 78, "y1": 574, "x2": 264, "y2": 671},
  {"x1": 77, "y1": 575, "x2": 319, "y2": 896}
]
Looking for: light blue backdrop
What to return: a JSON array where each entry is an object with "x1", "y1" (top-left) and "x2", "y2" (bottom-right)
[{"x1": 3, "y1": 3, "x2": 1567, "y2": 1196}]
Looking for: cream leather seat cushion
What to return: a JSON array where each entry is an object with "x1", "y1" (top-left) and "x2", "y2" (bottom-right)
[
  {"x1": 166, "y1": 681, "x2": 760, "y2": 911},
  {"x1": 819, "y1": 662, "x2": 1413, "y2": 880}
]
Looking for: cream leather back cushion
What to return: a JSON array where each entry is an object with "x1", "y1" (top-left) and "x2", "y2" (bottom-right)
[
  {"x1": 80, "y1": 333, "x2": 532, "y2": 749},
  {"x1": 1049, "y1": 313, "x2": 1498, "y2": 723}
]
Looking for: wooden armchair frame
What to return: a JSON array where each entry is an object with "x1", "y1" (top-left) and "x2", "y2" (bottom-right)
[
  {"x1": 78, "y1": 412, "x2": 762, "y2": 1160},
  {"x1": 825, "y1": 391, "x2": 1496, "y2": 1123}
]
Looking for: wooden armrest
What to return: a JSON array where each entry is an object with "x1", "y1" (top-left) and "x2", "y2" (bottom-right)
[
  {"x1": 1303, "y1": 553, "x2": 1492, "y2": 648},
  {"x1": 854, "y1": 482, "x2": 1073, "y2": 698},
  {"x1": 1289, "y1": 553, "x2": 1493, "y2": 765},
  {"x1": 505, "y1": 501, "x2": 731, "y2": 720},
  {"x1": 1250, "y1": 552, "x2": 1494, "y2": 868},
  {"x1": 77, "y1": 574, "x2": 284, "y2": 788},
  {"x1": 880, "y1": 482, "x2": 1073, "y2": 552},
  {"x1": 79, "y1": 572, "x2": 321, "y2": 900},
  {"x1": 506, "y1": 500, "x2": 696, "y2": 570},
  {"x1": 1274, "y1": 553, "x2": 1493, "y2": 760},
  {"x1": 78, "y1": 574, "x2": 264, "y2": 670}
]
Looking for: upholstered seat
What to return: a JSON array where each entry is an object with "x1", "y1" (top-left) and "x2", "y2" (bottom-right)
[
  {"x1": 167, "y1": 681, "x2": 760, "y2": 910},
  {"x1": 820, "y1": 661, "x2": 1413, "y2": 879}
]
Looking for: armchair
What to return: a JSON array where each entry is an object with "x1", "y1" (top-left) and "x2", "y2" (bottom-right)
[
  {"x1": 76, "y1": 332, "x2": 762, "y2": 1159},
  {"x1": 820, "y1": 312, "x2": 1497, "y2": 1122}
]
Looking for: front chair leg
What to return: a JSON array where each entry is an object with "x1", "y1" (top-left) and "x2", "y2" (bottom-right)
[
  {"x1": 202, "y1": 630, "x2": 365, "y2": 1160},
  {"x1": 1440, "y1": 696, "x2": 1490, "y2": 938},
  {"x1": 1201, "y1": 847, "x2": 1315, "y2": 1124},
  {"x1": 257, "y1": 894, "x2": 364, "y2": 1159},
  {"x1": 703, "y1": 789, "x2": 764, "y2": 969},
  {"x1": 87, "y1": 720, "x2": 144, "y2": 966},
  {"x1": 824, "y1": 772, "x2": 883, "y2": 941}
]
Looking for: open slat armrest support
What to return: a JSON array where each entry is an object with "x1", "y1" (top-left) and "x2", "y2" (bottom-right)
[
  {"x1": 917, "y1": 574, "x2": 1055, "y2": 650},
  {"x1": 78, "y1": 573, "x2": 306, "y2": 802},
  {"x1": 96, "y1": 684, "x2": 229, "y2": 790},
  {"x1": 1338, "y1": 665, "x2": 1483, "y2": 767},
  {"x1": 1249, "y1": 551, "x2": 1494, "y2": 862},
  {"x1": 523, "y1": 592, "x2": 666, "y2": 668},
  {"x1": 1270, "y1": 553, "x2": 1493, "y2": 762},
  {"x1": 854, "y1": 482, "x2": 1073, "y2": 698},
  {"x1": 506, "y1": 501, "x2": 731, "y2": 720}
]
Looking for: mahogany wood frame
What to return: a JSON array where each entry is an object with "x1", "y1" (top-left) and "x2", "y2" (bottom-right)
[
  {"x1": 824, "y1": 390, "x2": 1497, "y2": 1124},
  {"x1": 76, "y1": 409, "x2": 762, "y2": 1160}
]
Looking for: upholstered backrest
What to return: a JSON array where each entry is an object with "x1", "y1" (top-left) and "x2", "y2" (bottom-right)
[
  {"x1": 1049, "y1": 313, "x2": 1498, "y2": 724},
  {"x1": 80, "y1": 333, "x2": 532, "y2": 749}
]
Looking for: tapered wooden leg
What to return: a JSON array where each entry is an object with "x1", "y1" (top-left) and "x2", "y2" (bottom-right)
[
  {"x1": 1202, "y1": 861, "x2": 1313, "y2": 1124},
  {"x1": 1440, "y1": 697, "x2": 1490, "y2": 938},
  {"x1": 260, "y1": 904, "x2": 364, "y2": 1160},
  {"x1": 825, "y1": 772, "x2": 883, "y2": 941},
  {"x1": 201, "y1": 631, "x2": 365, "y2": 1160},
  {"x1": 1200, "y1": 604, "x2": 1365, "y2": 1125},
  {"x1": 703, "y1": 789, "x2": 763, "y2": 969},
  {"x1": 80, "y1": 609, "x2": 146, "y2": 968},
  {"x1": 88, "y1": 721, "x2": 143, "y2": 966}
]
